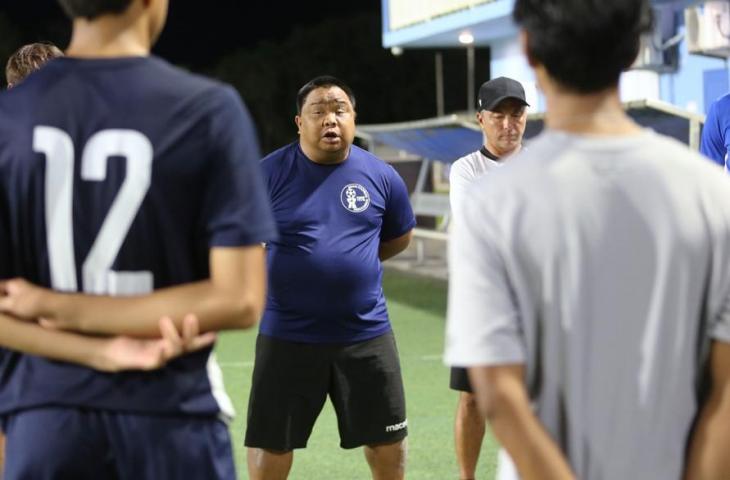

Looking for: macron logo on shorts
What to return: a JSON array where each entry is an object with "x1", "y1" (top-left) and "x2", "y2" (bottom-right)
[{"x1": 385, "y1": 419, "x2": 407, "y2": 433}]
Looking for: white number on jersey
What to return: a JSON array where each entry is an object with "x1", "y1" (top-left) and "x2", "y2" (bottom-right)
[{"x1": 34, "y1": 126, "x2": 154, "y2": 295}]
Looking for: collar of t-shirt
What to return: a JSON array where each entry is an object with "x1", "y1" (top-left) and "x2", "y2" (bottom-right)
[
  {"x1": 480, "y1": 146, "x2": 501, "y2": 161},
  {"x1": 480, "y1": 145, "x2": 526, "y2": 162}
]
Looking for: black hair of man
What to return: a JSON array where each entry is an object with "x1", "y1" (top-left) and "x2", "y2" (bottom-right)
[
  {"x1": 57, "y1": 0, "x2": 132, "y2": 20},
  {"x1": 513, "y1": 0, "x2": 653, "y2": 93},
  {"x1": 296, "y1": 76, "x2": 357, "y2": 115}
]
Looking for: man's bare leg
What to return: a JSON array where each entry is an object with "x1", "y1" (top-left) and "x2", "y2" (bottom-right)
[
  {"x1": 455, "y1": 392, "x2": 486, "y2": 479},
  {"x1": 364, "y1": 438, "x2": 407, "y2": 480},
  {"x1": 247, "y1": 448, "x2": 293, "y2": 480}
]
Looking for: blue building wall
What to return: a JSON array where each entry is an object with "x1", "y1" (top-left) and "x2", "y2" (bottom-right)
[
  {"x1": 383, "y1": 0, "x2": 724, "y2": 115},
  {"x1": 659, "y1": 24, "x2": 727, "y2": 114}
]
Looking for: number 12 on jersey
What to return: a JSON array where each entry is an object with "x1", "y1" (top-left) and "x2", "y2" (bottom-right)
[{"x1": 34, "y1": 126, "x2": 154, "y2": 295}]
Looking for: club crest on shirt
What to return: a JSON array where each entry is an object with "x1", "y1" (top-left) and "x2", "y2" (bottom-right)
[{"x1": 340, "y1": 183, "x2": 370, "y2": 213}]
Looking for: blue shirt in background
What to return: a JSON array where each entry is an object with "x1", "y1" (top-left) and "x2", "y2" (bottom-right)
[
  {"x1": 260, "y1": 143, "x2": 415, "y2": 343},
  {"x1": 701, "y1": 93, "x2": 730, "y2": 170}
]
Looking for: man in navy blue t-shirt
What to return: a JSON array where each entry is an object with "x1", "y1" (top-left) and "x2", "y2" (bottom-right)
[
  {"x1": 0, "y1": 1, "x2": 277, "y2": 479},
  {"x1": 244, "y1": 76, "x2": 415, "y2": 479}
]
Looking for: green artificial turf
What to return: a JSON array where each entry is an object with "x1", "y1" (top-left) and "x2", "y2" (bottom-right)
[{"x1": 215, "y1": 270, "x2": 499, "y2": 479}]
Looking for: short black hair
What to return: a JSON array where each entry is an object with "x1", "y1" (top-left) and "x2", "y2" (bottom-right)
[
  {"x1": 296, "y1": 76, "x2": 356, "y2": 114},
  {"x1": 513, "y1": 0, "x2": 653, "y2": 93},
  {"x1": 57, "y1": 0, "x2": 132, "y2": 20}
]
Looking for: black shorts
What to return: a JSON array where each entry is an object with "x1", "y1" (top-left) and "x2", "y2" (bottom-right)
[
  {"x1": 449, "y1": 367, "x2": 473, "y2": 393},
  {"x1": 245, "y1": 332, "x2": 408, "y2": 451}
]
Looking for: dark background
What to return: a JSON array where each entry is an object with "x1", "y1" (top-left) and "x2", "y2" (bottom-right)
[{"x1": 0, "y1": 0, "x2": 490, "y2": 152}]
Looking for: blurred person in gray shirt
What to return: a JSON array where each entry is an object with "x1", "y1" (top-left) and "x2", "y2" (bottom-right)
[{"x1": 445, "y1": 1, "x2": 730, "y2": 479}]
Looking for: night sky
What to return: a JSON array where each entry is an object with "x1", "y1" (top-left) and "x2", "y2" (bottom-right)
[
  {"x1": 0, "y1": 0, "x2": 381, "y2": 69},
  {"x1": 0, "y1": 1, "x2": 479, "y2": 151}
]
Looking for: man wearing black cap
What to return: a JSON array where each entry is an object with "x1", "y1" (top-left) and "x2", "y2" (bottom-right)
[
  {"x1": 449, "y1": 77, "x2": 529, "y2": 214},
  {"x1": 448, "y1": 76, "x2": 528, "y2": 480}
]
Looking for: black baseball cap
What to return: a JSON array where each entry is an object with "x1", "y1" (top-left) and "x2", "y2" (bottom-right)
[{"x1": 477, "y1": 77, "x2": 529, "y2": 112}]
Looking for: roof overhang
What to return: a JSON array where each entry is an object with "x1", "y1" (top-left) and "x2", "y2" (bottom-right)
[{"x1": 382, "y1": 0, "x2": 516, "y2": 48}]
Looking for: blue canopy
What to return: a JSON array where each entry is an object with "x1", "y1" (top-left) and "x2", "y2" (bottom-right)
[
  {"x1": 363, "y1": 127, "x2": 483, "y2": 164},
  {"x1": 357, "y1": 100, "x2": 704, "y2": 163},
  {"x1": 357, "y1": 114, "x2": 483, "y2": 164}
]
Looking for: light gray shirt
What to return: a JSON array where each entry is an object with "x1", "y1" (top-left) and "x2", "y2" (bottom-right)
[{"x1": 445, "y1": 129, "x2": 730, "y2": 480}]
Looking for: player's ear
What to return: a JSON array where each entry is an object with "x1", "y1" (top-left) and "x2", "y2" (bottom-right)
[{"x1": 294, "y1": 115, "x2": 302, "y2": 134}]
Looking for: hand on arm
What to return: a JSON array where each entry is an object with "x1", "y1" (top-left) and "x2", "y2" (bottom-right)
[
  {"x1": 683, "y1": 341, "x2": 730, "y2": 480},
  {"x1": 379, "y1": 230, "x2": 413, "y2": 261},
  {"x1": 0, "y1": 313, "x2": 215, "y2": 372},
  {"x1": 0, "y1": 245, "x2": 266, "y2": 337},
  {"x1": 468, "y1": 364, "x2": 575, "y2": 480}
]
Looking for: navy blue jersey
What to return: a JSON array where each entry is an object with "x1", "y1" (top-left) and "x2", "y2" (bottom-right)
[
  {"x1": 260, "y1": 143, "x2": 415, "y2": 343},
  {"x1": 0, "y1": 56, "x2": 277, "y2": 416}
]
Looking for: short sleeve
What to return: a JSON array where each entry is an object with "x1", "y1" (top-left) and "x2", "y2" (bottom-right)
[
  {"x1": 701, "y1": 100, "x2": 729, "y2": 168},
  {"x1": 707, "y1": 172, "x2": 730, "y2": 342},
  {"x1": 444, "y1": 184, "x2": 525, "y2": 367},
  {"x1": 710, "y1": 204, "x2": 730, "y2": 342},
  {"x1": 200, "y1": 86, "x2": 277, "y2": 247},
  {"x1": 380, "y1": 165, "x2": 416, "y2": 241}
]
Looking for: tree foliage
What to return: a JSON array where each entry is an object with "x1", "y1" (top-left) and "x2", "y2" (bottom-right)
[{"x1": 208, "y1": 13, "x2": 446, "y2": 154}]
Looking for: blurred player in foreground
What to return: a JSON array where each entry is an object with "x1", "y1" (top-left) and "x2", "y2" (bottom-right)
[
  {"x1": 0, "y1": 0, "x2": 277, "y2": 478},
  {"x1": 445, "y1": 1, "x2": 730, "y2": 479}
]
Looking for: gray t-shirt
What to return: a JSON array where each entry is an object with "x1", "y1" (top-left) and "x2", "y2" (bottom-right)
[{"x1": 445, "y1": 129, "x2": 730, "y2": 480}]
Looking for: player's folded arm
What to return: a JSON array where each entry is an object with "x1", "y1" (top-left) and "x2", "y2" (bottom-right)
[{"x1": 0, "y1": 244, "x2": 267, "y2": 337}]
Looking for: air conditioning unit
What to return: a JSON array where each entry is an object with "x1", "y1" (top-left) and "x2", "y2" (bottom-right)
[{"x1": 686, "y1": 1, "x2": 730, "y2": 58}]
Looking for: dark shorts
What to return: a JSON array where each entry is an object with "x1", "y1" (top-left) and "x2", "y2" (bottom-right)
[
  {"x1": 1, "y1": 408, "x2": 235, "y2": 480},
  {"x1": 450, "y1": 366, "x2": 473, "y2": 393},
  {"x1": 245, "y1": 331, "x2": 408, "y2": 450}
]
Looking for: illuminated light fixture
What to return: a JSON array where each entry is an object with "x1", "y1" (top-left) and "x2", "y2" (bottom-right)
[
  {"x1": 458, "y1": 31, "x2": 474, "y2": 45},
  {"x1": 390, "y1": 46, "x2": 404, "y2": 56}
]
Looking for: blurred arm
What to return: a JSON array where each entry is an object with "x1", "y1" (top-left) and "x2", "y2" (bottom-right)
[
  {"x1": 469, "y1": 365, "x2": 575, "y2": 480},
  {"x1": 683, "y1": 341, "x2": 730, "y2": 480},
  {"x1": 0, "y1": 313, "x2": 214, "y2": 371},
  {"x1": 2, "y1": 245, "x2": 266, "y2": 337}
]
